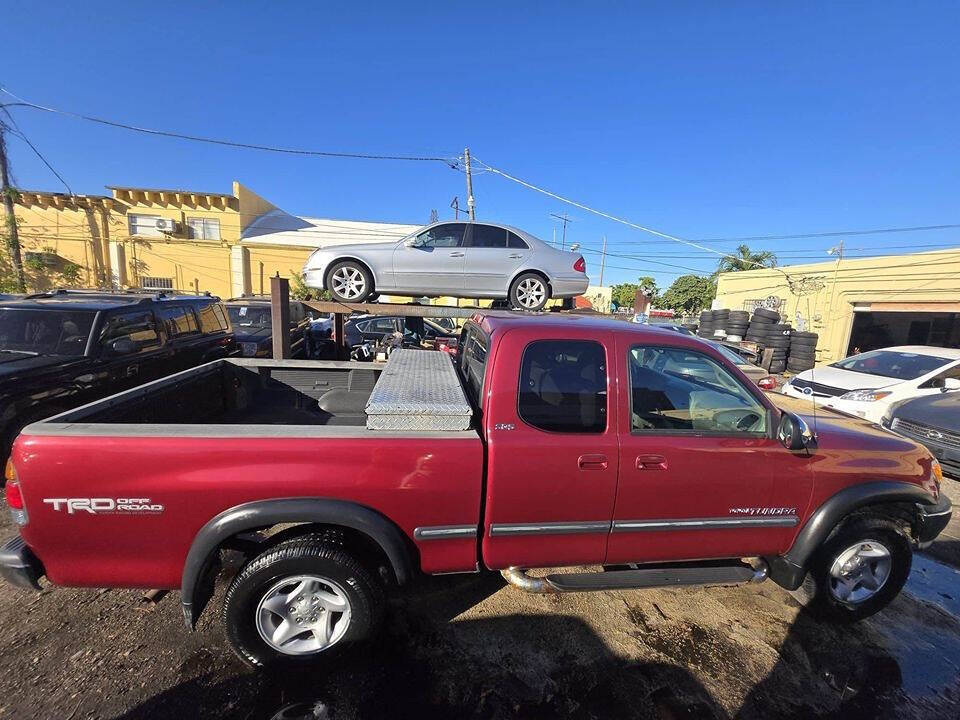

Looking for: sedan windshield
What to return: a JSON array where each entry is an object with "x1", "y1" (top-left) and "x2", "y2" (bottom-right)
[
  {"x1": 830, "y1": 350, "x2": 952, "y2": 381},
  {"x1": 227, "y1": 306, "x2": 271, "y2": 328},
  {"x1": 0, "y1": 307, "x2": 96, "y2": 357}
]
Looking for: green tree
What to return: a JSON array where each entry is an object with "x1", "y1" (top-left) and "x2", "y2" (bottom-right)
[
  {"x1": 611, "y1": 276, "x2": 659, "y2": 309},
  {"x1": 289, "y1": 270, "x2": 330, "y2": 301},
  {"x1": 716, "y1": 244, "x2": 777, "y2": 274},
  {"x1": 660, "y1": 274, "x2": 716, "y2": 314}
]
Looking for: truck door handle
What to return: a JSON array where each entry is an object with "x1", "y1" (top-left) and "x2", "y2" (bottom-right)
[
  {"x1": 125, "y1": 364, "x2": 139, "y2": 378},
  {"x1": 578, "y1": 454, "x2": 608, "y2": 470},
  {"x1": 449, "y1": 251, "x2": 465, "y2": 257},
  {"x1": 636, "y1": 454, "x2": 667, "y2": 470}
]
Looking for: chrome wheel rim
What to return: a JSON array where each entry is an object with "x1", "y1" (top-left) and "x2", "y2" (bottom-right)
[
  {"x1": 255, "y1": 574, "x2": 352, "y2": 655},
  {"x1": 331, "y1": 267, "x2": 366, "y2": 300},
  {"x1": 516, "y1": 278, "x2": 546, "y2": 308},
  {"x1": 828, "y1": 540, "x2": 892, "y2": 604}
]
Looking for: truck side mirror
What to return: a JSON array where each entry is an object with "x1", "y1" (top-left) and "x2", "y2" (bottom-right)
[
  {"x1": 778, "y1": 411, "x2": 817, "y2": 451},
  {"x1": 107, "y1": 337, "x2": 137, "y2": 355}
]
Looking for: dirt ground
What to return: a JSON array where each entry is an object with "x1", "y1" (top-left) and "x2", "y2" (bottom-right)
[{"x1": 1, "y1": 491, "x2": 959, "y2": 720}]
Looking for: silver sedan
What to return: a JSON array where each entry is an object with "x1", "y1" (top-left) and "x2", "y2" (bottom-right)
[{"x1": 302, "y1": 221, "x2": 589, "y2": 310}]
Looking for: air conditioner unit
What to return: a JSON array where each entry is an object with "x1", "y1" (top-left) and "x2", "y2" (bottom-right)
[{"x1": 155, "y1": 218, "x2": 180, "y2": 234}]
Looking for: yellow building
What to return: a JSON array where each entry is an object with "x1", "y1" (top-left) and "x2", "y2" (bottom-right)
[{"x1": 714, "y1": 248, "x2": 960, "y2": 363}]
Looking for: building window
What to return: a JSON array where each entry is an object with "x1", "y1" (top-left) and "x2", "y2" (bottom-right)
[
  {"x1": 141, "y1": 276, "x2": 174, "y2": 291},
  {"x1": 187, "y1": 217, "x2": 220, "y2": 240},
  {"x1": 128, "y1": 214, "x2": 163, "y2": 237}
]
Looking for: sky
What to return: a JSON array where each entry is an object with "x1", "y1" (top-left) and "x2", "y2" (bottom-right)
[{"x1": 2, "y1": 2, "x2": 960, "y2": 291}]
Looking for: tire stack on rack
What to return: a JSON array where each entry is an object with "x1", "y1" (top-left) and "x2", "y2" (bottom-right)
[
  {"x1": 711, "y1": 309, "x2": 730, "y2": 339},
  {"x1": 697, "y1": 311, "x2": 714, "y2": 338},
  {"x1": 766, "y1": 323, "x2": 792, "y2": 373},
  {"x1": 744, "y1": 308, "x2": 780, "y2": 344},
  {"x1": 787, "y1": 332, "x2": 818, "y2": 373},
  {"x1": 724, "y1": 311, "x2": 750, "y2": 342}
]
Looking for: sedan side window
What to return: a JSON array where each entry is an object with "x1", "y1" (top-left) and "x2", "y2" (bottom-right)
[
  {"x1": 415, "y1": 223, "x2": 466, "y2": 248},
  {"x1": 470, "y1": 224, "x2": 508, "y2": 248},
  {"x1": 518, "y1": 340, "x2": 607, "y2": 433},
  {"x1": 507, "y1": 232, "x2": 529, "y2": 249},
  {"x1": 629, "y1": 346, "x2": 766, "y2": 434}
]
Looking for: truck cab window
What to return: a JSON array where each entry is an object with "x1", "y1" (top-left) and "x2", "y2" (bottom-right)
[
  {"x1": 629, "y1": 346, "x2": 766, "y2": 434},
  {"x1": 518, "y1": 340, "x2": 606, "y2": 433}
]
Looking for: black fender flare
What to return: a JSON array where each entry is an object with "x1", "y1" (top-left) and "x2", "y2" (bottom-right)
[
  {"x1": 179, "y1": 497, "x2": 413, "y2": 628},
  {"x1": 767, "y1": 481, "x2": 937, "y2": 590}
]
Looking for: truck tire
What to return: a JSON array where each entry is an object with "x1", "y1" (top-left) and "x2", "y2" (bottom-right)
[
  {"x1": 326, "y1": 261, "x2": 374, "y2": 303},
  {"x1": 223, "y1": 535, "x2": 384, "y2": 667},
  {"x1": 790, "y1": 517, "x2": 912, "y2": 623},
  {"x1": 509, "y1": 272, "x2": 550, "y2": 311}
]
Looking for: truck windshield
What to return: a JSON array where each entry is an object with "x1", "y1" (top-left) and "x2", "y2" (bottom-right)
[
  {"x1": 830, "y1": 350, "x2": 952, "y2": 381},
  {"x1": 0, "y1": 307, "x2": 96, "y2": 357},
  {"x1": 227, "y1": 306, "x2": 271, "y2": 328}
]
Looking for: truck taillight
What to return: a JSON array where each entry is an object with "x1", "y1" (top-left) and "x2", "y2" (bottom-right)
[
  {"x1": 5, "y1": 460, "x2": 27, "y2": 526},
  {"x1": 574, "y1": 257, "x2": 586, "y2": 273}
]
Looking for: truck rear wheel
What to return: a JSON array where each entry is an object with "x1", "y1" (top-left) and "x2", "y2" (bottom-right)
[
  {"x1": 223, "y1": 535, "x2": 384, "y2": 667},
  {"x1": 790, "y1": 517, "x2": 912, "y2": 622}
]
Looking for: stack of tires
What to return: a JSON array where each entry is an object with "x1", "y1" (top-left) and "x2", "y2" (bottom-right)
[
  {"x1": 711, "y1": 309, "x2": 730, "y2": 338},
  {"x1": 765, "y1": 323, "x2": 792, "y2": 373},
  {"x1": 724, "y1": 311, "x2": 750, "y2": 342},
  {"x1": 697, "y1": 311, "x2": 714, "y2": 338},
  {"x1": 788, "y1": 332, "x2": 818, "y2": 373},
  {"x1": 744, "y1": 308, "x2": 780, "y2": 343}
]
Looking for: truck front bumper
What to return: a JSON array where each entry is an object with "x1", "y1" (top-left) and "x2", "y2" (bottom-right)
[
  {"x1": 0, "y1": 536, "x2": 44, "y2": 590},
  {"x1": 917, "y1": 494, "x2": 953, "y2": 547}
]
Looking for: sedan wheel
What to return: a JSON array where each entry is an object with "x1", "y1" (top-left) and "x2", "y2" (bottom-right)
[
  {"x1": 510, "y1": 273, "x2": 550, "y2": 311},
  {"x1": 327, "y1": 262, "x2": 373, "y2": 303}
]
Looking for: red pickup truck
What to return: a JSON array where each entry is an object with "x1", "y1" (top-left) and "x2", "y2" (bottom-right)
[{"x1": 0, "y1": 313, "x2": 951, "y2": 667}]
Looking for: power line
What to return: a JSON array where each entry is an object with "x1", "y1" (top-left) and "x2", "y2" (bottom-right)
[
  {"x1": 696, "y1": 223, "x2": 960, "y2": 244},
  {"x1": 0, "y1": 107, "x2": 72, "y2": 194},
  {"x1": 0, "y1": 87, "x2": 459, "y2": 165}
]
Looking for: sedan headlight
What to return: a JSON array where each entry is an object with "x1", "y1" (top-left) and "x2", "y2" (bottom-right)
[{"x1": 838, "y1": 388, "x2": 893, "y2": 402}]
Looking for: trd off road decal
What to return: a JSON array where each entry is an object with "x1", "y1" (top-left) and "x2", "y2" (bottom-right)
[
  {"x1": 42, "y1": 497, "x2": 164, "y2": 515},
  {"x1": 728, "y1": 507, "x2": 797, "y2": 516}
]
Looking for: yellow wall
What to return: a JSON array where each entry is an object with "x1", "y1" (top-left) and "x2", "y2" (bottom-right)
[
  {"x1": 714, "y1": 249, "x2": 960, "y2": 363},
  {"x1": 244, "y1": 245, "x2": 312, "y2": 296}
]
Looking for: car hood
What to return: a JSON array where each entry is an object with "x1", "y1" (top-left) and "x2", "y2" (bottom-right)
[
  {"x1": 772, "y1": 392, "x2": 938, "y2": 495},
  {"x1": 892, "y1": 391, "x2": 960, "y2": 429},
  {"x1": 0, "y1": 353, "x2": 80, "y2": 377},
  {"x1": 792, "y1": 365, "x2": 900, "y2": 391},
  {"x1": 233, "y1": 327, "x2": 272, "y2": 343},
  {"x1": 309, "y1": 241, "x2": 398, "y2": 260}
]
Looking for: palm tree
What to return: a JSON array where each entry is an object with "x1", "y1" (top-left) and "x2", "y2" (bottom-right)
[{"x1": 716, "y1": 244, "x2": 777, "y2": 274}]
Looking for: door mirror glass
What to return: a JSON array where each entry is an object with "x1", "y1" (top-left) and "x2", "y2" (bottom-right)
[
  {"x1": 778, "y1": 411, "x2": 817, "y2": 451},
  {"x1": 943, "y1": 377, "x2": 960, "y2": 391},
  {"x1": 108, "y1": 337, "x2": 137, "y2": 355}
]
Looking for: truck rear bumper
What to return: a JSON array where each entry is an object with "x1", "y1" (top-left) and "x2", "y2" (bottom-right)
[
  {"x1": 0, "y1": 536, "x2": 44, "y2": 591},
  {"x1": 917, "y1": 495, "x2": 953, "y2": 547}
]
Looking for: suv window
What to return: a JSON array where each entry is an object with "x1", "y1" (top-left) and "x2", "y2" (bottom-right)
[
  {"x1": 363, "y1": 317, "x2": 399, "y2": 334},
  {"x1": 197, "y1": 303, "x2": 228, "y2": 334},
  {"x1": 629, "y1": 346, "x2": 766, "y2": 433},
  {"x1": 99, "y1": 311, "x2": 160, "y2": 352},
  {"x1": 0, "y1": 308, "x2": 96, "y2": 357},
  {"x1": 160, "y1": 305, "x2": 200, "y2": 338},
  {"x1": 518, "y1": 340, "x2": 607, "y2": 433},
  {"x1": 415, "y1": 223, "x2": 465, "y2": 248},
  {"x1": 470, "y1": 224, "x2": 508, "y2": 248},
  {"x1": 508, "y1": 232, "x2": 529, "y2": 249}
]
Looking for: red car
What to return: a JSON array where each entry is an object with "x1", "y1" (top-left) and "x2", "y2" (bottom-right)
[{"x1": 0, "y1": 314, "x2": 951, "y2": 667}]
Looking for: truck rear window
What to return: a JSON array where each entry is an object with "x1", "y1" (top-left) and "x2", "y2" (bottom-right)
[
  {"x1": 459, "y1": 326, "x2": 488, "y2": 408},
  {"x1": 518, "y1": 340, "x2": 607, "y2": 433}
]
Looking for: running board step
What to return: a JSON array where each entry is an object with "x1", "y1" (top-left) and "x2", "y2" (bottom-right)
[{"x1": 501, "y1": 560, "x2": 768, "y2": 594}]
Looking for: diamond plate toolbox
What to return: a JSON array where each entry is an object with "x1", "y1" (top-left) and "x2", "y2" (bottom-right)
[{"x1": 365, "y1": 349, "x2": 473, "y2": 431}]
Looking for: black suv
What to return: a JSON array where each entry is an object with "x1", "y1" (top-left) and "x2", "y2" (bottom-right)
[
  {"x1": 224, "y1": 297, "x2": 313, "y2": 358},
  {"x1": 0, "y1": 290, "x2": 236, "y2": 462}
]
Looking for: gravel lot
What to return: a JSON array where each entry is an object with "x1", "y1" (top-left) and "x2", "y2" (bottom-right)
[{"x1": 1, "y1": 485, "x2": 959, "y2": 720}]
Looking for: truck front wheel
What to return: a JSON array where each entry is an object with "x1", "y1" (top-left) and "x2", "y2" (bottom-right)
[
  {"x1": 790, "y1": 518, "x2": 912, "y2": 622},
  {"x1": 223, "y1": 536, "x2": 384, "y2": 667}
]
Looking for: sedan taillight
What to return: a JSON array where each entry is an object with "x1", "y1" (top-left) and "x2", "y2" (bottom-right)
[
  {"x1": 574, "y1": 257, "x2": 586, "y2": 273},
  {"x1": 758, "y1": 376, "x2": 778, "y2": 390}
]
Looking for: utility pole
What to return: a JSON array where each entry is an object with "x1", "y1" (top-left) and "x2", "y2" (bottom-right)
[
  {"x1": 599, "y1": 235, "x2": 607, "y2": 286},
  {"x1": 550, "y1": 212, "x2": 573, "y2": 250},
  {"x1": 0, "y1": 124, "x2": 26, "y2": 293},
  {"x1": 463, "y1": 147, "x2": 475, "y2": 221}
]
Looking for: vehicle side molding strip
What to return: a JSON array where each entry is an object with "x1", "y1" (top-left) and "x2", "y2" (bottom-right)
[
  {"x1": 489, "y1": 521, "x2": 611, "y2": 536},
  {"x1": 769, "y1": 481, "x2": 937, "y2": 591},
  {"x1": 180, "y1": 497, "x2": 414, "y2": 629},
  {"x1": 613, "y1": 516, "x2": 799, "y2": 531},
  {"x1": 414, "y1": 525, "x2": 478, "y2": 540}
]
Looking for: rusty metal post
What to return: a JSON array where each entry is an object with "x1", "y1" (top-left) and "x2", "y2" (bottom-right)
[
  {"x1": 334, "y1": 311, "x2": 346, "y2": 360},
  {"x1": 270, "y1": 275, "x2": 291, "y2": 359}
]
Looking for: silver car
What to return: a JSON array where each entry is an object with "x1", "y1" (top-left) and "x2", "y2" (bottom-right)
[{"x1": 302, "y1": 221, "x2": 589, "y2": 310}]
